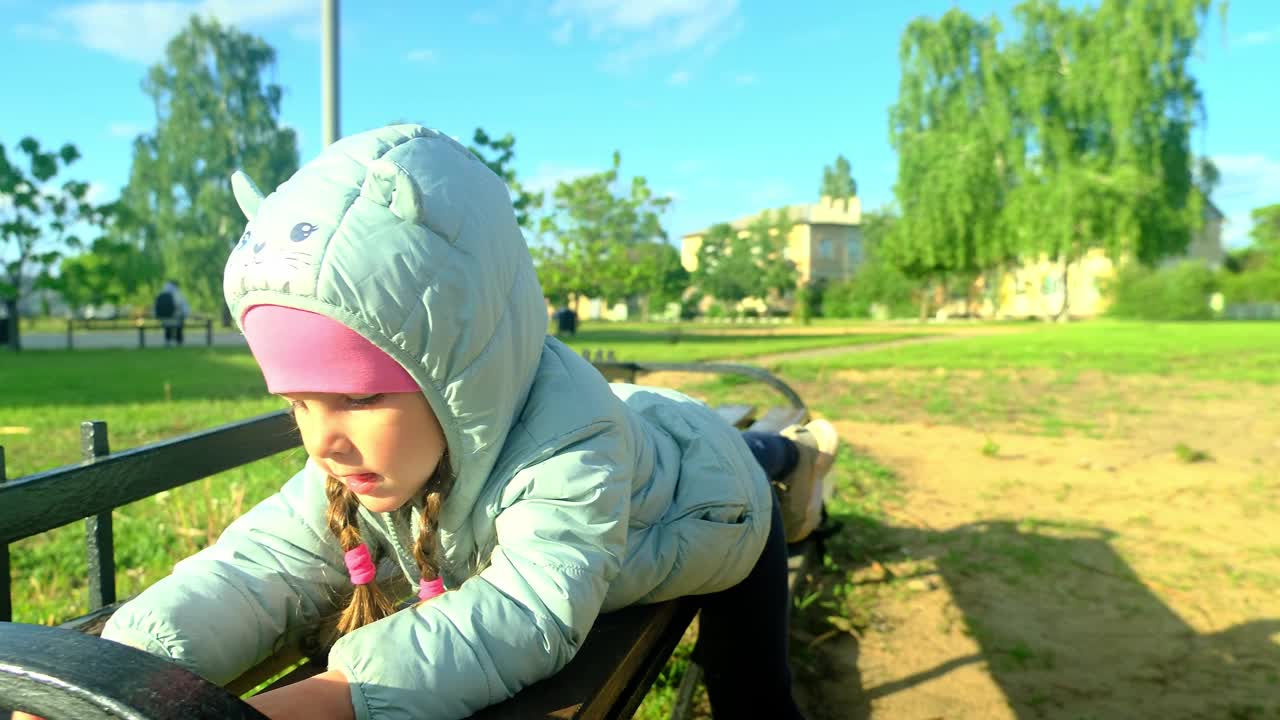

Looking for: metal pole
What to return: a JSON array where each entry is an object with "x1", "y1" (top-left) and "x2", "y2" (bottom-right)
[
  {"x1": 322, "y1": 0, "x2": 340, "y2": 146},
  {"x1": 1, "y1": 447, "x2": 10, "y2": 622},
  {"x1": 82, "y1": 422, "x2": 115, "y2": 609}
]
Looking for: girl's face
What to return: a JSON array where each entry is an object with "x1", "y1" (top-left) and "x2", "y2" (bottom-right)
[{"x1": 284, "y1": 391, "x2": 446, "y2": 513}]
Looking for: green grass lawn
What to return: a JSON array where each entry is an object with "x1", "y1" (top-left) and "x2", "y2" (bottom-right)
[
  {"x1": 555, "y1": 326, "x2": 906, "y2": 362},
  {"x1": 2, "y1": 318, "x2": 1272, "y2": 716},
  {"x1": 778, "y1": 320, "x2": 1280, "y2": 385},
  {"x1": 0, "y1": 324, "x2": 896, "y2": 625}
]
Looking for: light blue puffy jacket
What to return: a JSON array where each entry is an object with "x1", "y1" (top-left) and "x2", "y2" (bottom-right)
[{"x1": 101, "y1": 125, "x2": 772, "y2": 720}]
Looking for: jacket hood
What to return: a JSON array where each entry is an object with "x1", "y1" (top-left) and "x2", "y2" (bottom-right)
[{"x1": 223, "y1": 124, "x2": 547, "y2": 533}]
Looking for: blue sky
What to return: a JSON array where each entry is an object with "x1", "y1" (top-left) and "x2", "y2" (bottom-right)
[{"x1": 3, "y1": 0, "x2": 1279, "y2": 250}]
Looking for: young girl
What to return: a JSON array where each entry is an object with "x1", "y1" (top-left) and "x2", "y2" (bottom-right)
[{"x1": 80, "y1": 125, "x2": 837, "y2": 720}]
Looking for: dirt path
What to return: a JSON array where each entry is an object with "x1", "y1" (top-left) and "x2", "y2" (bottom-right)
[
  {"x1": 740, "y1": 334, "x2": 972, "y2": 364},
  {"x1": 795, "y1": 377, "x2": 1280, "y2": 719}
]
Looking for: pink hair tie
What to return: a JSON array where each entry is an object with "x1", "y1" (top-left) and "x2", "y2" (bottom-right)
[
  {"x1": 418, "y1": 577, "x2": 445, "y2": 601},
  {"x1": 344, "y1": 544, "x2": 377, "y2": 585}
]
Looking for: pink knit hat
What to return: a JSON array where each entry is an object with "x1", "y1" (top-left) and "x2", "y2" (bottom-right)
[{"x1": 242, "y1": 305, "x2": 420, "y2": 395}]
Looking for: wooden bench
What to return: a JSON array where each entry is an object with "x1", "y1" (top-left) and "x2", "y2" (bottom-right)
[
  {"x1": 63, "y1": 316, "x2": 216, "y2": 349},
  {"x1": 0, "y1": 361, "x2": 818, "y2": 719}
]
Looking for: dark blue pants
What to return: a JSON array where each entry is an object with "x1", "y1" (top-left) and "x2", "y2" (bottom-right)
[{"x1": 692, "y1": 431, "x2": 805, "y2": 719}]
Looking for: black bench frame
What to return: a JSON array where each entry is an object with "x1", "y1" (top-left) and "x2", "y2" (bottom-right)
[
  {"x1": 62, "y1": 316, "x2": 217, "y2": 349},
  {"x1": 0, "y1": 361, "x2": 812, "y2": 719}
]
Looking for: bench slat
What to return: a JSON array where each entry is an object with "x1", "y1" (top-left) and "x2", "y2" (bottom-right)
[
  {"x1": 470, "y1": 598, "x2": 698, "y2": 719},
  {"x1": 713, "y1": 404, "x2": 756, "y2": 429}
]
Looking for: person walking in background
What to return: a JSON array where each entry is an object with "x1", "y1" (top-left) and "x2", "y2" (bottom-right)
[{"x1": 154, "y1": 280, "x2": 190, "y2": 347}]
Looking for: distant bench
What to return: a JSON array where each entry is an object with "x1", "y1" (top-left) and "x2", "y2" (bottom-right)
[
  {"x1": 63, "y1": 316, "x2": 216, "y2": 349},
  {"x1": 0, "y1": 360, "x2": 819, "y2": 720}
]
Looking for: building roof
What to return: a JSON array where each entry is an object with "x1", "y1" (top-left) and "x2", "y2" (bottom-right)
[{"x1": 682, "y1": 195, "x2": 862, "y2": 238}]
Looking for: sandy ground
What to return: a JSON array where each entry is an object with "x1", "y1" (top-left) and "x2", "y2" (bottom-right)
[{"x1": 789, "y1": 373, "x2": 1280, "y2": 720}]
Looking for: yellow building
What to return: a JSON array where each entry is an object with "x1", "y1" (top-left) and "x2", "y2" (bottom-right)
[
  {"x1": 989, "y1": 200, "x2": 1226, "y2": 319},
  {"x1": 680, "y1": 195, "x2": 864, "y2": 311}
]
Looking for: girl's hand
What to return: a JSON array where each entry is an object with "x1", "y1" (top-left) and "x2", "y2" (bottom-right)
[
  {"x1": 245, "y1": 669, "x2": 355, "y2": 720},
  {"x1": 11, "y1": 713, "x2": 45, "y2": 720}
]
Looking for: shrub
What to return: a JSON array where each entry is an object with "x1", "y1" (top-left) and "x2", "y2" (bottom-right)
[
  {"x1": 1219, "y1": 265, "x2": 1280, "y2": 304},
  {"x1": 825, "y1": 263, "x2": 918, "y2": 319},
  {"x1": 1106, "y1": 261, "x2": 1217, "y2": 321}
]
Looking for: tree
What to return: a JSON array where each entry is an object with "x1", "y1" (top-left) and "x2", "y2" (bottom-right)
[
  {"x1": 56, "y1": 237, "x2": 158, "y2": 312},
  {"x1": 1249, "y1": 203, "x2": 1280, "y2": 258},
  {"x1": 859, "y1": 206, "x2": 899, "y2": 263},
  {"x1": 0, "y1": 137, "x2": 108, "y2": 350},
  {"x1": 693, "y1": 209, "x2": 797, "y2": 310},
  {"x1": 626, "y1": 241, "x2": 689, "y2": 318},
  {"x1": 886, "y1": 0, "x2": 1222, "y2": 321},
  {"x1": 824, "y1": 206, "x2": 922, "y2": 319},
  {"x1": 468, "y1": 128, "x2": 544, "y2": 231},
  {"x1": 536, "y1": 151, "x2": 674, "y2": 312},
  {"x1": 1000, "y1": 0, "x2": 1217, "y2": 319},
  {"x1": 820, "y1": 154, "x2": 857, "y2": 207},
  {"x1": 117, "y1": 15, "x2": 298, "y2": 324},
  {"x1": 886, "y1": 9, "x2": 1016, "y2": 320}
]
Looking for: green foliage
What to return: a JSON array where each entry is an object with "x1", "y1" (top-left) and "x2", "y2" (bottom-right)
[
  {"x1": 535, "y1": 151, "x2": 678, "y2": 311},
  {"x1": 1218, "y1": 202, "x2": 1280, "y2": 303},
  {"x1": 1219, "y1": 265, "x2": 1280, "y2": 304},
  {"x1": 116, "y1": 16, "x2": 298, "y2": 318},
  {"x1": 859, "y1": 206, "x2": 898, "y2": 262},
  {"x1": 693, "y1": 209, "x2": 797, "y2": 307},
  {"x1": 820, "y1": 154, "x2": 857, "y2": 205},
  {"x1": 1004, "y1": 0, "x2": 1211, "y2": 271},
  {"x1": 55, "y1": 237, "x2": 160, "y2": 310},
  {"x1": 629, "y1": 241, "x2": 690, "y2": 313},
  {"x1": 1249, "y1": 203, "x2": 1280, "y2": 257},
  {"x1": 886, "y1": 10, "x2": 1013, "y2": 283},
  {"x1": 793, "y1": 281, "x2": 821, "y2": 324},
  {"x1": 824, "y1": 262, "x2": 919, "y2": 319},
  {"x1": 1106, "y1": 261, "x2": 1217, "y2": 321},
  {"x1": 886, "y1": 0, "x2": 1221, "y2": 314},
  {"x1": 1174, "y1": 442, "x2": 1211, "y2": 463},
  {"x1": 467, "y1": 128, "x2": 544, "y2": 231},
  {"x1": 1, "y1": 136, "x2": 110, "y2": 347}
]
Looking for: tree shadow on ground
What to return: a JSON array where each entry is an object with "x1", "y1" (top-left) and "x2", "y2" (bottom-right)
[{"x1": 795, "y1": 512, "x2": 1280, "y2": 719}]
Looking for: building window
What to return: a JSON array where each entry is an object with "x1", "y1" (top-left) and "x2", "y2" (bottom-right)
[
  {"x1": 819, "y1": 238, "x2": 834, "y2": 259},
  {"x1": 847, "y1": 238, "x2": 862, "y2": 265}
]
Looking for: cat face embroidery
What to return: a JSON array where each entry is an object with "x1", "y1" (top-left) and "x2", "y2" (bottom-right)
[
  {"x1": 230, "y1": 218, "x2": 325, "y2": 294},
  {"x1": 291, "y1": 222, "x2": 318, "y2": 242}
]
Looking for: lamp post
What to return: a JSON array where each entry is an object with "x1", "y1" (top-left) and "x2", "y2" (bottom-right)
[{"x1": 322, "y1": 0, "x2": 340, "y2": 146}]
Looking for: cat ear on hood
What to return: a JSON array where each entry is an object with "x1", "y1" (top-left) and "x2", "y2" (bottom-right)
[{"x1": 231, "y1": 170, "x2": 265, "y2": 221}]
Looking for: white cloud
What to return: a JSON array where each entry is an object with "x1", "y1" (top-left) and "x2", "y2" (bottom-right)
[
  {"x1": 549, "y1": 0, "x2": 740, "y2": 70},
  {"x1": 1222, "y1": 213, "x2": 1252, "y2": 248},
  {"x1": 668, "y1": 69, "x2": 690, "y2": 86},
  {"x1": 51, "y1": 0, "x2": 316, "y2": 63},
  {"x1": 469, "y1": 10, "x2": 499, "y2": 24},
  {"x1": 1239, "y1": 26, "x2": 1279, "y2": 47},
  {"x1": 84, "y1": 181, "x2": 115, "y2": 205},
  {"x1": 523, "y1": 164, "x2": 602, "y2": 195},
  {"x1": 732, "y1": 72, "x2": 755, "y2": 86},
  {"x1": 1211, "y1": 153, "x2": 1280, "y2": 248},
  {"x1": 551, "y1": 20, "x2": 573, "y2": 45},
  {"x1": 108, "y1": 122, "x2": 145, "y2": 138},
  {"x1": 405, "y1": 48, "x2": 437, "y2": 63}
]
